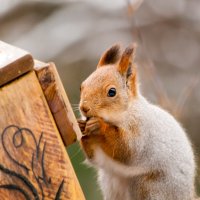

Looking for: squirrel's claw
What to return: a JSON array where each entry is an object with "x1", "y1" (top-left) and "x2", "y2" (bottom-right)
[
  {"x1": 85, "y1": 123, "x2": 100, "y2": 135},
  {"x1": 78, "y1": 117, "x2": 104, "y2": 136},
  {"x1": 84, "y1": 117, "x2": 102, "y2": 135},
  {"x1": 77, "y1": 119, "x2": 87, "y2": 133}
]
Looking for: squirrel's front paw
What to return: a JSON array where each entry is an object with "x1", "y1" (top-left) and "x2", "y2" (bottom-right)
[
  {"x1": 77, "y1": 119, "x2": 87, "y2": 134},
  {"x1": 84, "y1": 117, "x2": 104, "y2": 135}
]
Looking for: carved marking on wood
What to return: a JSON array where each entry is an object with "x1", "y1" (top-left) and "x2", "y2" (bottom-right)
[{"x1": 0, "y1": 125, "x2": 65, "y2": 200}]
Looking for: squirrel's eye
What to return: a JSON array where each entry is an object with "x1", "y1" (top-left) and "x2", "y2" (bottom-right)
[{"x1": 107, "y1": 88, "x2": 116, "y2": 97}]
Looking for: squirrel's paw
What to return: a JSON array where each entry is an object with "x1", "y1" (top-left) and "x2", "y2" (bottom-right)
[
  {"x1": 84, "y1": 117, "x2": 104, "y2": 135},
  {"x1": 77, "y1": 119, "x2": 87, "y2": 133}
]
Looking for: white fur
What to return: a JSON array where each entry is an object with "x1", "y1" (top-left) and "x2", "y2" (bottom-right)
[
  {"x1": 87, "y1": 95, "x2": 196, "y2": 200},
  {"x1": 93, "y1": 147, "x2": 148, "y2": 177}
]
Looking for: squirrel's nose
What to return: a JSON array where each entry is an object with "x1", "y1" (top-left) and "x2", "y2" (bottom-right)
[{"x1": 81, "y1": 105, "x2": 90, "y2": 114}]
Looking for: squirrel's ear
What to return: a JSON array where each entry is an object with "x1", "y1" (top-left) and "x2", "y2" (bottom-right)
[
  {"x1": 117, "y1": 43, "x2": 136, "y2": 75},
  {"x1": 97, "y1": 44, "x2": 121, "y2": 68}
]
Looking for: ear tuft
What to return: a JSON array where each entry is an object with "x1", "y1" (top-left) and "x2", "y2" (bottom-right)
[
  {"x1": 97, "y1": 44, "x2": 121, "y2": 68},
  {"x1": 118, "y1": 43, "x2": 137, "y2": 75},
  {"x1": 124, "y1": 45, "x2": 135, "y2": 57}
]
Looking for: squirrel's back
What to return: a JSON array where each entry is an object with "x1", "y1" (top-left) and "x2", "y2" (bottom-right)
[{"x1": 132, "y1": 96, "x2": 195, "y2": 199}]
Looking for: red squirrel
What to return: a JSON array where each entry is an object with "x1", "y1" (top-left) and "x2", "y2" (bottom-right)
[{"x1": 78, "y1": 44, "x2": 198, "y2": 200}]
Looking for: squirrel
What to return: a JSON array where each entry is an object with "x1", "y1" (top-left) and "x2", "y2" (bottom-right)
[{"x1": 77, "y1": 43, "x2": 198, "y2": 200}]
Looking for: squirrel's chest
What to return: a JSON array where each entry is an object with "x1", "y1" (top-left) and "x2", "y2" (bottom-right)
[
  {"x1": 97, "y1": 170, "x2": 154, "y2": 200},
  {"x1": 98, "y1": 170, "x2": 132, "y2": 200}
]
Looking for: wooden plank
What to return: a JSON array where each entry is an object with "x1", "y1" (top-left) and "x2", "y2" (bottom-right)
[
  {"x1": 0, "y1": 72, "x2": 85, "y2": 200},
  {"x1": 0, "y1": 40, "x2": 34, "y2": 86},
  {"x1": 35, "y1": 62, "x2": 82, "y2": 146}
]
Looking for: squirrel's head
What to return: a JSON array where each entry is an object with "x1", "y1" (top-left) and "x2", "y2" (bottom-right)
[{"x1": 79, "y1": 43, "x2": 138, "y2": 123}]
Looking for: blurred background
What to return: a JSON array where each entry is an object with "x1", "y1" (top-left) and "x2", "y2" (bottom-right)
[{"x1": 1, "y1": 0, "x2": 200, "y2": 199}]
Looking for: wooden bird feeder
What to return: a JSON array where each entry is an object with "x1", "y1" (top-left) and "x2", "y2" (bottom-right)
[{"x1": 0, "y1": 41, "x2": 85, "y2": 200}]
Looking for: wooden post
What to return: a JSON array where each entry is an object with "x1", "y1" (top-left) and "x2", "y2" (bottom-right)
[
  {"x1": 35, "y1": 61, "x2": 82, "y2": 146},
  {"x1": 0, "y1": 41, "x2": 85, "y2": 200}
]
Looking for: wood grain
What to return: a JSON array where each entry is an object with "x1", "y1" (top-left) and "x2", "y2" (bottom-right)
[
  {"x1": 35, "y1": 62, "x2": 82, "y2": 146},
  {"x1": 0, "y1": 40, "x2": 34, "y2": 87},
  {"x1": 0, "y1": 72, "x2": 85, "y2": 200}
]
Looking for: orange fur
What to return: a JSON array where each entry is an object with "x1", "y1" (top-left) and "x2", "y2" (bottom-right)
[
  {"x1": 80, "y1": 117, "x2": 131, "y2": 164},
  {"x1": 79, "y1": 44, "x2": 139, "y2": 165},
  {"x1": 97, "y1": 44, "x2": 121, "y2": 67},
  {"x1": 127, "y1": 63, "x2": 138, "y2": 98},
  {"x1": 80, "y1": 65, "x2": 132, "y2": 118},
  {"x1": 137, "y1": 170, "x2": 165, "y2": 199},
  {"x1": 118, "y1": 43, "x2": 136, "y2": 75}
]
